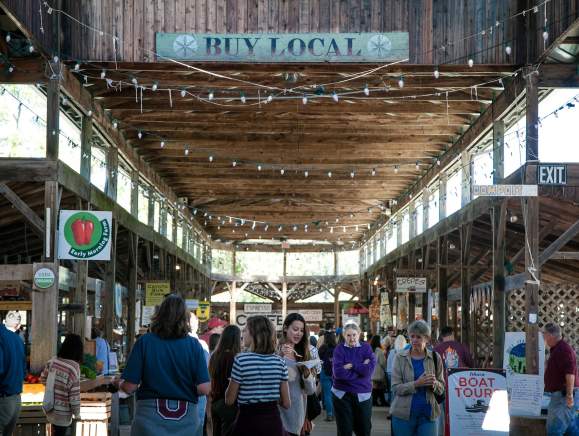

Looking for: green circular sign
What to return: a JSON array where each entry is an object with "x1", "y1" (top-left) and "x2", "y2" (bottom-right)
[
  {"x1": 34, "y1": 268, "x2": 55, "y2": 289},
  {"x1": 64, "y1": 212, "x2": 104, "y2": 250}
]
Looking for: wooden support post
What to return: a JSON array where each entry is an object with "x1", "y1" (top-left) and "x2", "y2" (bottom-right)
[
  {"x1": 230, "y1": 281, "x2": 238, "y2": 324},
  {"x1": 492, "y1": 119, "x2": 506, "y2": 367},
  {"x1": 45, "y1": 70, "x2": 60, "y2": 160},
  {"x1": 130, "y1": 170, "x2": 139, "y2": 217},
  {"x1": 408, "y1": 253, "x2": 416, "y2": 322},
  {"x1": 334, "y1": 285, "x2": 341, "y2": 328},
  {"x1": 451, "y1": 302, "x2": 458, "y2": 332},
  {"x1": 524, "y1": 69, "x2": 540, "y2": 374},
  {"x1": 127, "y1": 232, "x2": 139, "y2": 351},
  {"x1": 460, "y1": 223, "x2": 472, "y2": 347},
  {"x1": 105, "y1": 147, "x2": 118, "y2": 201},
  {"x1": 80, "y1": 116, "x2": 92, "y2": 182},
  {"x1": 422, "y1": 245, "x2": 430, "y2": 326},
  {"x1": 461, "y1": 150, "x2": 472, "y2": 207},
  {"x1": 147, "y1": 188, "x2": 155, "y2": 228},
  {"x1": 282, "y1": 250, "x2": 288, "y2": 320},
  {"x1": 31, "y1": 181, "x2": 60, "y2": 373},
  {"x1": 103, "y1": 220, "x2": 118, "y2": 344},
  {"x1": 439, "y1": 174, "x2": 448, "y2": 222},
  {"x1": 422, "y1": 188, "x2": 429, "y2": 232},
  {"x1": 437, "y1": 236, "x2": 449, "y2": 328}
]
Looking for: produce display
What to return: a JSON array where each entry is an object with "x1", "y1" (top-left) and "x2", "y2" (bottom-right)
[{"x1": 22, "y1": 382, "x2": 45, "y2": 404}]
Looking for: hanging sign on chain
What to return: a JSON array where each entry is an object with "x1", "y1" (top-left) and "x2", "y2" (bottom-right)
[
  {"x1": 395, "y1": 277, "x2": 427, "y2": 293},
  {"x1": 156, "y1": 32, "x2": 409, "y2": 63}
]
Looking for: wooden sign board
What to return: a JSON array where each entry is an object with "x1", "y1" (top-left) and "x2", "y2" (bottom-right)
[
  {"x1": 396, "y1": 277, "x2": 427, "y2": 293},
  {"x1": 156, "y1": 32, "x2": 409, "y2": 63},
  {"x1": 537, "y1": 164, "x2": 567, "y2": 185},
  {"x1": 472, "y1": 184, "x2": 538, "y2": 197}
]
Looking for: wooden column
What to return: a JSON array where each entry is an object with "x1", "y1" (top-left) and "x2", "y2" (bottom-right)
[
  {"x1": 422, "y1": 244, "x2": 431, "y2": 326},
  {"x1": 492, "y1": 120, "x2": 507, "y2": 367},
  {"x1": 437, "y1": 236, "x2": 449, "y2": 328},
  {"x1": 32, "y1": 181, "x2": 60, "y2": 373},
  {"x1": 439, "y1": 174, "x2": 448, "y2": 222},
  {"x1": 147, "y1": 188, "x2": 155, "y2": 228},
  {"x1": 127, "y1": 232, "x2": 139, "y2": 351},
  {"x1": 460, "y1": 223, "x2": 472, "y2": 347},
  {"x1": 130, "y1": 170, "x2": 139, "y2": 217},
  {"x1": 422, "y1": 188, "x2": 429, "y2": 231},
  {"x1": 79, "y1": 116, "x2": 92, "y2": 182},
  {"x1": 282, "y1": 250, "x2": 288, "y2": 320},
  {"x1": 408, "y1": 253, "x2": 416, "y2": 322},
  {"x1": 229, "y1": 249, "x2": 237, "y2": 322},
  {"x1": 524, "y1": 70, "x2": 540, "y2": 374},
  {"x1": 334, "y1": 285, "x2": 341, "y2": 328},
  {"x1": 461, "y1": 150, "x2": 472, "y2": 207},
  {"x1": 103, "y1": 220, "x2": 118, "y2": 343},
  {"x1": 105, "y1": 147, "x2": 118, "y2": 201}
]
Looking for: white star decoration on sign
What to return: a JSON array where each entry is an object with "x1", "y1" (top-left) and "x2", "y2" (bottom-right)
[
  {"x1": 173, "y1": 35, "x2": 198, "y2": 58},
  {"x1": 367, "y1": 34, "x2": 392, "y2": 57}
]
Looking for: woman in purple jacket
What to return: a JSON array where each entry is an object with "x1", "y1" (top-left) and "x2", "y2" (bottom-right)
[{"x1": 332, "y1": 323, "x2": 376, "y2": 436}]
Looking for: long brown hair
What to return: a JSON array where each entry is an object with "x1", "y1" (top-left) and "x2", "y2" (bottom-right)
[
  {"x1": 209, "y1": 325, "x2": 241, "y2": 380},
  {"x1": 150, "y1": 294, "x2": 190, "y2": 339},
  {"x1": 281, "y1": 313, "x2": 311, "y2": 362},
  {"x1": 246, "y1": 315, "x2": 277, "y2": 354}
]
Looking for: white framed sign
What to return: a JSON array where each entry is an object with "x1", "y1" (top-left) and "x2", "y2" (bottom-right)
[
  {"x1": 472, "y1": 185, "x2": 538, "y2": 197},
  {"x1": 301, "y1": 309, "x2": 323, "y2": 322},
  {"x1": 537, "y1": 164, "x2": 566, "y2": 185},
  {"x1": 244, "y1": 303, "x2": 272, "y2": 313},
  {"x1": 58, "y1": 210, "x2": 113, "y2": 260},
  {"x1": 503, "y1": 332, "x2": 545, "y2": 388},
  {"x1": 396, "y1": 277, "x2": 427, "y2": 293}
]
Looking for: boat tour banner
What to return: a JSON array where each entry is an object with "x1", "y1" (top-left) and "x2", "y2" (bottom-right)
[
  {"x1": 58, "y1": 210, "x2": 112, "y2": 260},
  {"x1": 156, "y1": 32, "x2": 409, "y2": 62},
  {"x1": 447, "y1": 368, "x2": 508, "y2": 436}
]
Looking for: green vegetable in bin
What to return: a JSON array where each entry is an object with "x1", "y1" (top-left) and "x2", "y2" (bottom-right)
[
  {"x1": 80, "y1": 365, "x2": 97, "y2": 380},
  {"x1": 83, "y1": 353, "x2": 97, "y2": 371}
]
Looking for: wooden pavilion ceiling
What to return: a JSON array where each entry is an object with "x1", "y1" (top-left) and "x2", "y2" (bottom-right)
[{"x1": 78, "y1": 61, "x2": 516, "y2": 244}]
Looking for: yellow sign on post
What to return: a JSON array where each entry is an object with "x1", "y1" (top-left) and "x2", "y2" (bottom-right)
[
  {"x1": 196, "y1": 301, "x2": 211, "y2": 322},
  {"x1": 145, "y1": 282, "x2": 170, "y2": 306}
]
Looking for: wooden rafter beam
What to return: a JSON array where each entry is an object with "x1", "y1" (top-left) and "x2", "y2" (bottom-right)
[
  {"x1": 539, "y1": 219, "x2": 579, "y2": 266},
  {"x1": 550, "y1": 252, "x2": 579, "y2": 260},
  {"x1": 0, "y1": 183, "x2": 45, "y2": 238}
]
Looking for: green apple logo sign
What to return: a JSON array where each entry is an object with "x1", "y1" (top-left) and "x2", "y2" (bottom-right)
[{"x1": 59, "y1": 210, "x2": 112, "y2": 260}]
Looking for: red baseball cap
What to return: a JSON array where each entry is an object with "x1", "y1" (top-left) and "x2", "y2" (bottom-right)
[{"x1": 208, "y1": 317, "x2": 228, "y2": 329}]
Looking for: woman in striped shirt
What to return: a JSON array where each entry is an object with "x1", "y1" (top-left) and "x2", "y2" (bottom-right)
[
  {"x1": 41, "y1": 334, "x2": 83, "y2": 436},
  {"x1": 225, "y1": 315, "x2": 290, "y2": 436}
]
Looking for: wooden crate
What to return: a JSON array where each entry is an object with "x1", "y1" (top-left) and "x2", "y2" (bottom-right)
[
  {"x1": 74, "y1": 420, "x2": 108, "y2": 436},
  {"x1": 15, "y1": 405, "x2": 50, "y2": 436},
  {"x1": 80, "y1": 392, "x2": 112, "y2": 420}
]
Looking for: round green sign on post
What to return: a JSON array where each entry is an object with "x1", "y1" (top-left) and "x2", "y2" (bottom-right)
[{"x1": 34, "y1": 267, "x2": 56, "y2": 289}]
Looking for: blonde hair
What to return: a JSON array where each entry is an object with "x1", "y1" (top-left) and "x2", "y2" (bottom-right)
[{"x1": 394, "y1": 335, "x2": 407, "y2": 352}]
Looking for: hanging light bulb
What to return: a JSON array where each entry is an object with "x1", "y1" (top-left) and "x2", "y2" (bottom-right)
[
  {"x1": 278, "y1": 225, "x2": 283, "y2": 232},
  {"x1": 62, "y1": 96, "x2": 69, "y2": 106},
  {"x1": 398, "y1": 76, "x2": 404, "y2": 88},
  {"x1": 468, "y1": 58, "x2": 474, "y2": 68},
  {"x1": 267, "y1": 94, "x2": 273, "y2": 103},
  {"x1": 304, "y1": 225, "x2": 308, "y2": 232},
  {"x1": 151, "y1": 81, "x2": 158, "y2": 91},
  {"x1": 330, "y1": 227, "x2": 334, "y2": 233},
  {"x1": 350, "y1": 170, "x2": 355, "y2": 178},
  {"x1": 434, "y1": 68, "x2": 440, "y2": 79},
  {"x1": 184, "y1": 147, "x2": 189, "y2": 156},
  {"x1": 436, "y1": 158, "x2": 441, "y2": 166},
  {"x1": 332, "y1": 92, "x2": 339, "y2": 102},
  {"x1": 131, "y1": 77, "x2": 138, "y2": 85},
  {"x1": 257, "y1": 164, "x2": 262, "y2": 171},
  {"x1": 28, "y1": 45, "x2": 35, "y2": 53},
  {"x1": 209, "y1": 155, "x2": 214, "y2": 162},
  {"x1": 363, "y1": 84, "x2": 370, "y2": 96},
  {"x1": 8, "y1": 65, "x2": 14, "y2": 73},
  {"x1": 232, "y1": 161, "x2": 237, "y2": 167},
  {"x1": 240, "y1": 93, "x2": 246, "y2": 104},
  {"x1": 335, "y1": 217, "x2": 340, "y2": 223},
  {"x1": 505, "y1": 45, "x2": 512, "y2": 55},
  {"x1": 180, "y1": 89, "x2": 187, "y2": 98},
  {"x1": 252, "y1": 221, "x2": 256, "y2": 230},
  {"x1": 542, "y1": 29, "x2": 549, "y2": 42},
  {"x1": 415, "y1": 161, "x2": 420, "y2": 170},
  {"x1": 371, "y1": 168, "x2": 376, "y2": 176},
  {"x1": 100, "y1": 69, "x2": 106, "y2": 79},
  {"x1": 304, "y1": 171, "x2": 309, "y2": 178},
  {"x1": 5, "y1": 33, "x2": 10, "y2": 43},
  {"x1": 112, "y1": 119, "x2": 118, "y2": 129},
  {"x1": 293, "y1": 225, "x2": 298, "y2": 231},
  {"x1": 302, "y1": 94, "x2": 308, "y2": 105},
  {"x1": 280, "y1": 168, "x2": 285, "y2": 175},
  {"x1": 394, "y1": 165, "x2": 399, "y2": 174},
  {"x1": 367, "y1": 223, "x2": 371, "y2": 229},
  {"x1": 74, "y1": 62, "x2": 80, "y2": 71},
  {"x1": 160, "y1": 141, "x2": 165, "y2": 148},
  {"x1": 208, "y1": 90, "x2": 214, "y2": 100},
  {"x1": 328, "y1": 171, "x2": 332, "y2": 178},
  {"x1": 137, "y1": 131, "x2": 143, "y2": 139}
]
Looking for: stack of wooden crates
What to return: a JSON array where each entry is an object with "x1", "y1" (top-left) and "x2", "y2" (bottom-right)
[{"x1": 75, "y1": 392, "x2": 112, "y2": 435}]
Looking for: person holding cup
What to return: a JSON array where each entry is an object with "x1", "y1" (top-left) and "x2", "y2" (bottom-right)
[{"x1": 390, "y1": 320, "x2": 445, "y2": 436}]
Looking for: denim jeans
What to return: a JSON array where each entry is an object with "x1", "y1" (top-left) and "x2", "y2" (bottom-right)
[
  {"x1": 320, "y1": 372, "x2": 334, "y2": 417},
  {"x1": 546, "y1": 389, "x2": 579, "y2": 436},
  {"x1": 195, "y1": 396, "x2": 207, "y2": 436},
  {"x1": 392, "y1": 411, "x2": 437, "y2": 436}
]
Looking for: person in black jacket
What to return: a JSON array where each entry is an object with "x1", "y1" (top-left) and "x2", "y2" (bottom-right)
[{"x1": 318, "y1": 331, "x2": 337, "y2": 421}]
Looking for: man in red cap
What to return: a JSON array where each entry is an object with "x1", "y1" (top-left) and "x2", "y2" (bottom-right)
[{"x1": 199, "y1": 317, "x2": 227, "y2": 344}]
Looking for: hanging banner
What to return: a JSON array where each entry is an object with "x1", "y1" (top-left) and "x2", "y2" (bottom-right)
[
  {"x1": 145, "y1": 281, "x2": 170, "y2": 306},
  {"x1": 156, "y1": 32, "x2": 409, "y2": 63},
  {"x1": 58, "y1": 210, "x2": 113, "y2": 260},
  {"x1": 447, "y1": 368, "x2": 508, "y2": 436},
  {"x1": 503, "y1": 332, "x2": 545, "y2": 388},
  {"x1": 196, "y1": 301, "x2": 211, "y2": 322}
]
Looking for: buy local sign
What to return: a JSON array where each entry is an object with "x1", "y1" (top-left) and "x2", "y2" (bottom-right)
[
  {"x1": 156, "y1": 32, "x2": 409, "y2": 63},
  {"x1": 58, "y1": 210, "x2": 112, "y2": 260}
]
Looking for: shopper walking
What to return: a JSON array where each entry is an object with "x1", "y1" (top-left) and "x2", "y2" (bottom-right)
[
  {"x1": 0, "y1": 312, "x2": 26, "y2": 436},
  {"x1": 41, "y1": 333, "x2": 83, "y2": 436},
  {"x1": 209, "y1": 325, "x2": 241, "y2": 436},
  {"x1": 118, "y1": 295, "x2": 210, "y2": 436},
  {"x1": 386, "y1": 335, "x2": 408, "y2": 405},
  {"x1": 318, "y1": 331, "x2": 337, "y2": 421},
  {"x1": 370, "y1": 335, "x2": 388, "y2": 407},
  {"x1": 278, "y1": 313, "x2": 317, "y2": 436},
  {"x1": 226, "y1": 315, "x2": 290, "y2": 436},
  {"x1": 390, "y1": 320, "x2": 445, "y2": 436},
  {"x1": 332, "y1": 323, "x2": 376, "y2": 436},
  {"x1": 433, "y1": 326, "x2": 474, "y2": 369},
  {"x1": 542, "y1": 322, "x2": 578, "y2": 436}
]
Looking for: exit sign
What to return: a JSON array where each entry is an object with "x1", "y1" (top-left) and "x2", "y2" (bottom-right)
[{"x1": 538, "y1": 164, "x2": 567, "y2": 185}]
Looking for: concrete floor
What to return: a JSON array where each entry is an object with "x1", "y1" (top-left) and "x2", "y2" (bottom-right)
[{"x1": 310, "y1": 407, "x2": 392, "y2": 436}]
